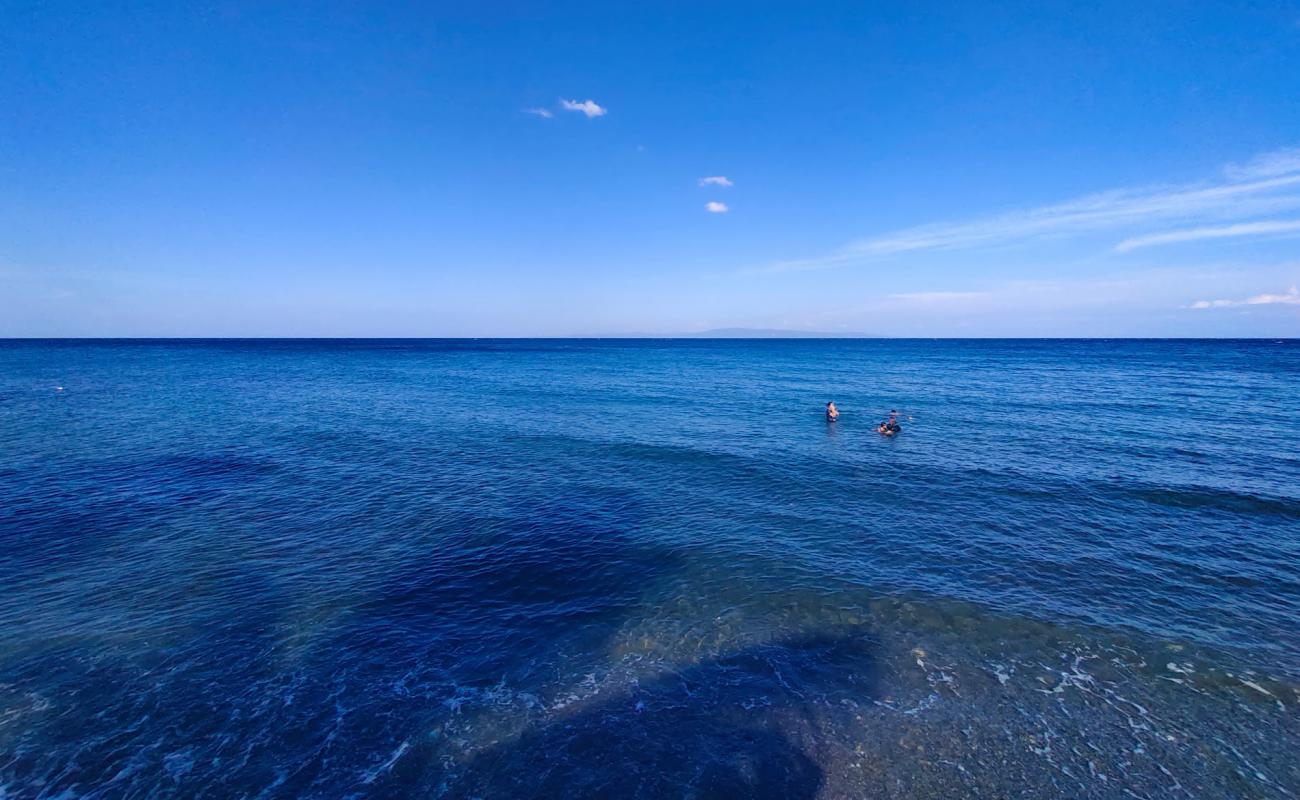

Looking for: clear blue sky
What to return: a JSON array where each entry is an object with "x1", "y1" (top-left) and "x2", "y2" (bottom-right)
[{"x1": 3, "y1": 1, "x2": 1299, "y2": 336}]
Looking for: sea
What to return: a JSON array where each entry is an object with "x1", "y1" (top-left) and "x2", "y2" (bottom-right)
[{"x1": 1, "y1": 338, "x2": 1297, "y2": 799}]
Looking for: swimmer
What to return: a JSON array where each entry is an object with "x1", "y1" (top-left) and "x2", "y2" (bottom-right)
[
  {"x1": 826, "y1": 401, "x2": 839, "y2": 421},
  {"x1": 878, "y1": 409, "x2": 902, "y2": 435}
]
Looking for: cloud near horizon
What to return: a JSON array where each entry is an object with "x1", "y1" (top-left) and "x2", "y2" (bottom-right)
[
  {"x1": 768, "y1": 146, "x2": 1300, "y2": 272},
  {"x1": 698, "y1": 176, "x2": 734, "y2": 187},
  {"x1": 705, "y1": 201, "x2": 729, "y2": 213},
  {"x1": 1190, "y1": 285, "x2": 1300, "y2": 309},
  {"x1": 559, "y1": 98, "x2": 607, "y2": 118},
  {"x1": 522, "y1": 107, "x2": 554, "y2": 118},
  {"x1": 887, "y1": 290, "x2": 993, "y2": 304}
]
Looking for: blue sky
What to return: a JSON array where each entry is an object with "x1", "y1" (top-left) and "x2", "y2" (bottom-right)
[{"x1": 2, "y1": 1, "x2": 1299, "y2": 336}]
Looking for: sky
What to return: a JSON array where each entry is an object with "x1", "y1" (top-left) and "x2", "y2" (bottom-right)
[{"x1": 2, "y1": 0, "x2": 1299, "y2": 337}]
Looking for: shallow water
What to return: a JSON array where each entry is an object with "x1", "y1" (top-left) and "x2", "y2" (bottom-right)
[{"x1": 1, "y1": 339, "x2": 1297, "y2": 798}]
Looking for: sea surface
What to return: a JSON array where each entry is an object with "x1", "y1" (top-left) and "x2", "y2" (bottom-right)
[{"x1": 1, "y1": 338, "x2": 1298, "y2": 799}]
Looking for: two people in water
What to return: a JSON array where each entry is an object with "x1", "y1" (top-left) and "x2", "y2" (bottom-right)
[{"x1": 826, "y1": 402, "x2": 904, "y2": 435}]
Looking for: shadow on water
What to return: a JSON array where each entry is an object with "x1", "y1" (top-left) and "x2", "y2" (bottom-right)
[
  {"x1": 0, "y1": 397, "x2": 898, "y2": 797},
  {"x1": 376, "y1": 631, "x2": 880, "y2": 799}
]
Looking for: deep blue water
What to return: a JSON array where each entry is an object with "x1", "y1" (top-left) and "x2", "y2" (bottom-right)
[{"x1": 1, "y1": 338, "x2": 1298, "y2": 799}]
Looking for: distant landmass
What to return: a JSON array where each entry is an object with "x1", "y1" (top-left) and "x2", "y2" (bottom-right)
[{"x1": 598, "y1": 328, "x2": 879, "y2": 339}]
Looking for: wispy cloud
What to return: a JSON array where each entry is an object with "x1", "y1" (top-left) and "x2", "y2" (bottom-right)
[
  {"x1": 522, "y1": 107, "x2": 554, "y2": 119},
  {"x1": 768, "y1": 146, "x2": 1300, "y2": 272},
  {"x1": 1115, "y1": 219, "x2": 1300, "y2": 252},
  {"x1": 705, "y1": 201, "x2": 729, "y2": 213},
  {"x1": 1190, "y1": 285, "x2": 1300, "y2": 309},
  {"x1": 1223, "y1": 148, "x2": 1300, "y2": 181},
  {"x1": 559, "y1": 98, "x2": 607, "y2": 118},
  {"x1": 698, "y1": 176, "x2": 734, "y2": 187}
]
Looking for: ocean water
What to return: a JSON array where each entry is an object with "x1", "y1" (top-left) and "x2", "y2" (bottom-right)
[{"x1": 1, "y1": 338, "x2": 1298, "y2": 799}]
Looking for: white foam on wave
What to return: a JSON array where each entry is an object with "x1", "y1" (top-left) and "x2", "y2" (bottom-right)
[{"x1": 360, "y1": 741, "x2": 409, "y2": 785}]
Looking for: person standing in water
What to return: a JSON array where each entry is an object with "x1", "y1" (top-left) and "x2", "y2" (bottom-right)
[
  {"x1": 877, "y1": 409, "x2": 902, "y2": 435},
  {"x1": 826, "y1": 401, "x2": 839, "y2": 421}
]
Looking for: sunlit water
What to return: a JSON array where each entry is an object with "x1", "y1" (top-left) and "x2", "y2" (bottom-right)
[{"x1": 1, "y1": 339, "x2": 1297, "y2": 799}]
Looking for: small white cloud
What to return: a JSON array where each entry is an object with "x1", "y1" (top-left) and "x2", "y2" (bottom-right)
[
  {"x1": 522, "y1": 107, "x2": 554, "y2": 118},
  {"x1": 698, "y1": 176, "x2": 734, "y2": 188},
  {"x1": 705, "y1": 201, "x2": 729, "y2": 213},
  {"x1": 559, "y1": 99, "x2": 607, "y2": 118},
  {"x1": 1190, "y1": 285, "x2": 1300, "y2": 309}
]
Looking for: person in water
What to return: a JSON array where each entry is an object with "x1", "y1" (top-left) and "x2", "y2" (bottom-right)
[
  {"x1": 878, "y1": 409, "x2": 902, "y2": 435},
  {"x1": 826, "y1": 401, "x2": 839, "y2": 421}
]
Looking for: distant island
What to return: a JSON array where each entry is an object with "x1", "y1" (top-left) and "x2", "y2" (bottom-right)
[{"x1": 599, "y1": 328, "x2": 879, "y2": 339}]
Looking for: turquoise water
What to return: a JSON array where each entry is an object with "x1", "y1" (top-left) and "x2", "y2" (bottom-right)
[{"x1": 1, "y1": 339, "x2": 1298, "y2": 798}]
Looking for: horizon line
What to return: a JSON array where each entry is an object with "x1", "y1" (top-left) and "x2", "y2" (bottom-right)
[{"x1": 2, "y1": 336, "x2": 1295, "y2": 342}]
